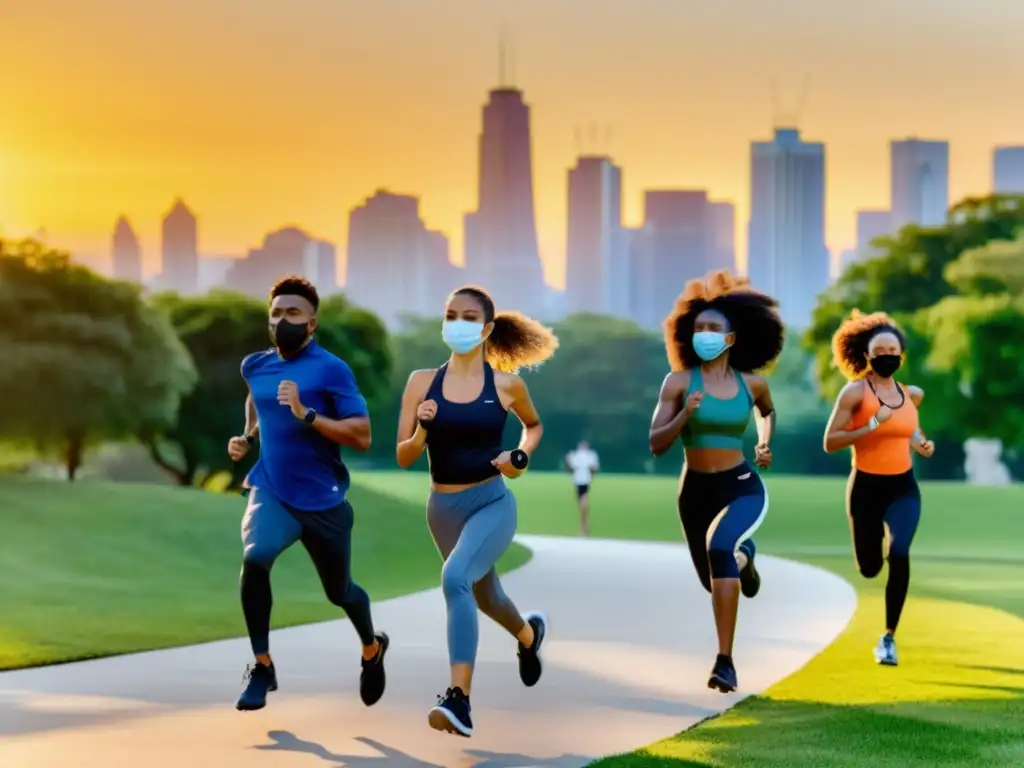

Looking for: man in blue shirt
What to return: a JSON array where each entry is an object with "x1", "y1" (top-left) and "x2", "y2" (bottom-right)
[{"x1": 227, "y1": 276, "x2": 388, "y2": 711}]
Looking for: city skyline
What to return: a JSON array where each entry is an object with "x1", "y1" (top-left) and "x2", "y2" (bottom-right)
[{"x1": 3, "y1": 1, "x2": 1024, "y2": 288}]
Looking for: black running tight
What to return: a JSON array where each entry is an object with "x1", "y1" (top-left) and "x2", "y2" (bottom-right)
[{"x1": 846, "y1": 469, "x2": 921, "y2": 633}]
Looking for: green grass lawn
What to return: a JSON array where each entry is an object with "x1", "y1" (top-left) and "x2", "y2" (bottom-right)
[
  {"x1": 358, "y1": 470, "x2": 1024, "y2": 767},
  {"x1": 0, "y1": 477, "x2": 529, "y2": 670}
]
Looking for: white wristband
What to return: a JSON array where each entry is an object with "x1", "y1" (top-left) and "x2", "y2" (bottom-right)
[{"x1": 868, "y1": 416, "x2": 879, "y2": 431}]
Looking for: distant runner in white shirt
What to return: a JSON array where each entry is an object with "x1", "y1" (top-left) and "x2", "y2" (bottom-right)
[{"x1": 564, "y1": 440, "x2": 600, "y2": 536}]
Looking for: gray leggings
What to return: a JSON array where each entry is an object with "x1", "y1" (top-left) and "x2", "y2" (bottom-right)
[{"x1": 427, "y1": 476, "x2": 525, "y2": 666}]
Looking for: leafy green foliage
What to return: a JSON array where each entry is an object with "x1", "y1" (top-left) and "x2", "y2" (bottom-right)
[
  {"x1": 918, "y1": 293, "x2": 1024, "y2": 445},
  {"x1": 945, "y1": 235, "x2": 1024, "y2": 296},
  {"x1": 0, "y1": 240, "x2": 197, "y2": 478}
]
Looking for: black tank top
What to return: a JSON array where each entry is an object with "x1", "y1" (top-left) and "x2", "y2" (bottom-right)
[{"x1": 424, "y1": 362, "x2": 508, "y2": 484}]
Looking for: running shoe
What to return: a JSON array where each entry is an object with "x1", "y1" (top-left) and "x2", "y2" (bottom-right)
[
  {"x1": 874, "y1": 633, "x2": 898, "y2": 666},
  {"x1": 428, "y1": 686, "x2": 473, "y2": 737},
  {"x1": 738, "y1": 540, "x2": 761, "y2": 598},
  {"x1": 236, "y1": 661, "x2": 277, "y2": 711},
  {"x1": 707, "y1": 654, "x2": 738, "y2": 693},
  {"x1": 359, "y1": 632, "x2": 390, "y2": 706},
  {"x1": 517, "y1": 611, "x2": 548, "y2": 687}
]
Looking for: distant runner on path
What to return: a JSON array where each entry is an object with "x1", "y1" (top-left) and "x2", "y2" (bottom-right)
[{"x1": 564, "y1": 440, "x2": 600, "y2": 536}]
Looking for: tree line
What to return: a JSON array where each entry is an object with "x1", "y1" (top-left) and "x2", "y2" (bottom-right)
[{"x1": 1, "y1": 193, "x2": 1021, "y2": 483}]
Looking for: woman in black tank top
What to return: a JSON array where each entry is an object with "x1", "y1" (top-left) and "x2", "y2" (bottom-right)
[{"x1": 395, "y1": 285, "x2": 559, "y2": 737}]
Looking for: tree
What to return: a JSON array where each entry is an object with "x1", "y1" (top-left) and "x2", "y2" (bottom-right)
[
  {"x1": 945, "y1": 235, "x2": 1024, "y2": 296},
  {"x1": 149, "y1": 290, "x2": 393, "y2": 488},
  {"x1": 0, "y1": 240, "x2": 197, "y2": 479},
  {"x1": 915, "y1": 292, "x2": 1024, "y2": 448},
  {"x1": 146, "y1": 291, "x2": 269, "y2": 486},
  {"x1": 805, "y1": 194, "x2": 1024, "y2": 400}
]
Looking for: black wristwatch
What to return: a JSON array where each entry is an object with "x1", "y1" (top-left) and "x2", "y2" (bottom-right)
[
  {"x1": 303, "y1": 408, "x2": 318, "y2": 425},
  {"x1": 244, "y1": 434, "x2": 256, "y2": 446}
]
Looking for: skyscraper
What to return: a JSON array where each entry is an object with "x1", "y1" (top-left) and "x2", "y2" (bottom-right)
[
  {"x1": 707, "y1": 202, "x2": 736, "y2": 274},
  {"x1": 111, "y1": 216, "x2": 142, "y2": 283},
  {"x1": 198, "y1": 255, "x2": 242, "y2": 293},
  {"x1": 890, "y1": 138, "x2": 949, "y2": 230},
  {"x1": 462, "y1": 83, "x2": 546, "y2": 316},
  {"x1": 747, "y1": 127, "x2": 828, "y2": 329},
  {"x1": 565, "y1": 155, "x2": 624, "y2": 316},
  {"x1": 629, "y1": 190, "x2": 712, "y2": 330},
  {"x1": 993, "y1": 146, "x2": 1024, "y2": 194},
  {"x1": 225, "y1": 226, "x2": 315, "y2": 298},
  {"x1": 161, "y1": 199, "x2": 198, "y2": 295},
  {"x1": 347, "y1": 190, "x2": 461, "y2": 327},
  {"x1": 855, "y1": 209, "x2": 892, "y2": 262},
  {"x1": 302, "y1": 240, "x2": 338, "y2": 294}
]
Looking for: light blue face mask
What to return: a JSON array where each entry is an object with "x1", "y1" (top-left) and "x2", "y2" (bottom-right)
[
  {"x1": 441, "y1": 319, "x2": 486, "y2": 355},
  {"x1": 692, "y1": 331, "x2": 732, "y2": 362}
]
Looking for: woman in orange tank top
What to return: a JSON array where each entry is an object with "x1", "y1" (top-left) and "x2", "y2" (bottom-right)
[{"x1": 822, "y1": 311, "x2": 936, "y2": 667}]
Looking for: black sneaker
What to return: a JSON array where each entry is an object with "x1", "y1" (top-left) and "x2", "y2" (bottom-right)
[
  {"x1": 359, "y1": 632, "x2": 389, "y2": 706},
  {"x1": 738, "y1": 541, "x2": 760, "y2": 598},
  {"x1": 235, "y1": 661, "x2": 277, "y2": 711},
  {"x1": 517, "y1": 611, "x2": 547, "y2": 687},
  {"x1": 707, "y1": 654, "x2": 738, "y2": 693},
  {"x1": 428, "y1": 686, "x2": 473, "y2": 737}
]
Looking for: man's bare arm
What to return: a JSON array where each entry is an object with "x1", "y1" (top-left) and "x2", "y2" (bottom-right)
[{"x1": 245, "y1": 392, "x2": 259, "y2": 438}]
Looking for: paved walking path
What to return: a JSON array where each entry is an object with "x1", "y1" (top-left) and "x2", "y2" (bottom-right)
[{"x1": 0, "y1": 535, "x2": 856, "y2": 767}]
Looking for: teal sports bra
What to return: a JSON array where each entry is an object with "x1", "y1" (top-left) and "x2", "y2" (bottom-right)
[{"x1": 680, "y1": 368, "x2": 754, "y2": 450}]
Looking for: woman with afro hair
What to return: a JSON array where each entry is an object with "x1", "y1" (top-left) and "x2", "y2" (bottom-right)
[
  {"x1": 395, "y1": 285, "x2": 559, "y2": 738},
  {"x1": 649, "y1": 270, "x2": 784, "y2": 694},
  {"x1": 823, "y1": 310, "x2": 935, "y2": 667}
]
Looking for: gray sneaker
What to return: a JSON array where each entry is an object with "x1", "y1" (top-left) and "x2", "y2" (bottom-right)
[{"x1": 873, "y1": 633, "x2": 898, "y2": 666}]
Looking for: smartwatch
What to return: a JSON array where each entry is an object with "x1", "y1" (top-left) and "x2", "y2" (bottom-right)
[{"x1": 303, "y1": 408, "x2": 318, "y2": 425}]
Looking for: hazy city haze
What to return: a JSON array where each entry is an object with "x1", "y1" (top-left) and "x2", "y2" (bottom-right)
[{"x1": 2, "y1": 0, "x2": 1023, "y2": 286}]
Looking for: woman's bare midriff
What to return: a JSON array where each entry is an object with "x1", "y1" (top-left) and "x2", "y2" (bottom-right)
[
  {"x1": 430, "y1": 476, "x2": 498, "y2": 494},
  {"x1": 683, "y1": 447, "x2": 747, "y2": 473}
]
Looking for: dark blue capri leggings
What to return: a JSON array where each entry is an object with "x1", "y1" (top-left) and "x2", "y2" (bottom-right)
[{"x1": 677, "y1": 462, "x2": 768, "y2": 592}]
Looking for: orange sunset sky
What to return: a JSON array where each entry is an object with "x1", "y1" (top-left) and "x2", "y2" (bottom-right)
[{"x1": 2, "y1": 0, "x2": 1023, "y2": 288}]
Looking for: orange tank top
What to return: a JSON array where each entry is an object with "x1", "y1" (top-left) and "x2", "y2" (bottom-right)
[{"x1": 847, "y1": 381, "x2": 919, "y2": 475}]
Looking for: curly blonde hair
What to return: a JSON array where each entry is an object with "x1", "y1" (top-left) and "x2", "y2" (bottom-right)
[
  {"x1": 830, "y1": 309, "x2": 906, "y2": 380},
  {"x1": 663, "y1": 270, "x2": 784, "y2": 372}
]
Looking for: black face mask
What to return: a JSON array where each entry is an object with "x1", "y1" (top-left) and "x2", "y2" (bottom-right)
[
  {"x1": 270, "y1": 319, "x2": 310, "y2": 354},
  {"x1": 869, "y1": 354, "x2": 902, "y2": 378}
]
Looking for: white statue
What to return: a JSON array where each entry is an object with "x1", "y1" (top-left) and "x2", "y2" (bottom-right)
[{"x1": 963, "y1": 438, "x2": 1012, "y2": 485}]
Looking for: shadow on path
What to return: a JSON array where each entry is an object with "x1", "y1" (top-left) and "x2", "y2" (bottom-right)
[{"x1": 254, "y1": 731, "x2": 593, "y2": 767}]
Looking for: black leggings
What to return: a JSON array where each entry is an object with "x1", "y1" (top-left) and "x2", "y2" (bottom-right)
[
  {"x1": 240, "y1": 487, "x2": 375, "y2": 656},
  {"x1": 847, "y1": 469, "x2": 921, "y2": 633},
  {"x1": 678, "y1": 463, "x2": 768, "y2": 592}
]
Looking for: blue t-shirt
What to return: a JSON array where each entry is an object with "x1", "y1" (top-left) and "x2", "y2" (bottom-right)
[{"x1": 242, "y1": 340, "x2": 368, "y2": 511}]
